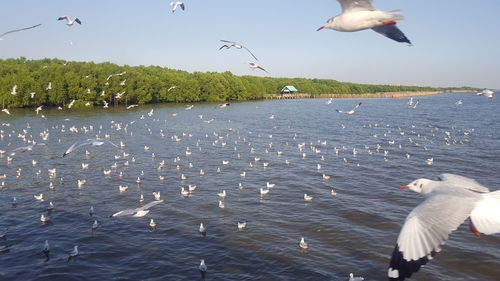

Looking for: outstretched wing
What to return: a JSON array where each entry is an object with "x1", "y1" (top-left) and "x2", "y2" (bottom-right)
[
  {"x1": 438, "y1": 174, "x2": 489, "y2": 193},
  {"x1": 337, "y1": 0, "x2": 375, "y2": 13},
  {"x1": 372, "y1": 24, "x2": 412, "y2": 45},
  {"x1": 243, "y1": 46, "x2": 259, "y2": 61},
  {"x1": 388, "y1": 192, "x2": 476, "y2": 280},
  {"x1": 0, "y1": 24, "x2": 42, "y2": 38},
  {"x1": 63, "y1": 139, "x2": 94, "y2": 157},
  {"x1": 137, "y1": 200, "x2": 164, "y2": 211}
]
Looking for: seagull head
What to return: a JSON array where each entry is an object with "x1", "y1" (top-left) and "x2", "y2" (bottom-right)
[
  {"x1": 400, "y1": 178, "x2": 434, "y2": 194},
  {"x1": 317, "y1": 17, "x2": 336, "y2": 31}
]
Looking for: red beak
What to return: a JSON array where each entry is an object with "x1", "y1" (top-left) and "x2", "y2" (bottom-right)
[
  {"x1": 316, "y1": 26, "x2": 325, "y2": 31},
  {"x1": 400, "y1": 185, "x2": 410, "y2": 189}
]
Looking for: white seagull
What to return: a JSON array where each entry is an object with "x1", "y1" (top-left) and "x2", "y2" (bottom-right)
[
  {"x1": 10, "y1": 85, "x2": 17, "y2": 95},
  {"x1": 219, "y1": 40, "x2": 258, "y2": 61},
  {"x1": 170, "y1": 2, "x2": 185, "y2": 13},
  {"x1": 336, "y1": 102, "x2": 362, "y2": 114},
  {"x1": 58, "y1": 16, "x2": 82, "y2": 26},
  {"x1": 112, "y1": 200, "x2": 164, "y2": 217},
  {"x1": 0, "y1": 24, "x2": 42, "y2": 39},
  {"x1": 477, "y1": 89, "x2": 494, "y2": 99},
  {"x1": 388, "y1": 174, "x2": 500, "y2": 281},
  {"x1": 249, "y1": 62, "x2": 269, "y2": 74},
  {"x1": 1, "y1": 109, "x2": 10, "y2": 115},
  {"x1": 317, "y1": 0, "x2": 411, "y2": 45},
  {"x1": 62, "y1": 138, "x2": 119, "y2": 157}
]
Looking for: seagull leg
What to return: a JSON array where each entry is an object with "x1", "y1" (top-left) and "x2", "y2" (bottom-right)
[{"x1": 469, "y1": 220, "x2": 481, "y2": 237}]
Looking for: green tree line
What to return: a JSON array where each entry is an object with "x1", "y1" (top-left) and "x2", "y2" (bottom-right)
[{"x1": 0, "y1": 57, "x2": 471, "y2": 109}]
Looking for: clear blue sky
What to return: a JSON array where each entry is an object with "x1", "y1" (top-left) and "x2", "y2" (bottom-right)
[{"x1": 1, "y1": 0, "x2": 499, "y2": 89}]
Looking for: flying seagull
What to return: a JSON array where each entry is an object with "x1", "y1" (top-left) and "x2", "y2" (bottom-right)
[
  {"x1": 220, "y1": 40, "x2": 259, "y2": 61},
  {"x1": 111, "y1": 200, "x2": 164, "y2": 217},
  {"x1": 317, "y1": 0, "x2": 411, "y2": 45},
  {"x1": 0, "y1": 24, "x2": 42, "y2": 39},
  {"x1": 477, "y1": 89, "x2": 494, "y2": 99},
  {"x1": 62, "y1": 138, "x2": 119, "y2": 157},
  {"x1": 388, "y1": 174, "x2": 500, "y2": 281},
  {"x1": 249, "y1": 62, "x2": 269, "y2": 74},
  {"x1": 336, "y1": 102, "x2": 362, "y2": 114},
  {"x1": 58, "y1": 16, "x2": 82, "y2": 26},
  {"x1": 170, "y1": 2, "x2": 185, "y2": 12}
]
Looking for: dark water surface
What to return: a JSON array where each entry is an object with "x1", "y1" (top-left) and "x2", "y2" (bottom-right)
[{"x1": 1, "y1": 93, "x2": 499, "y2": 281}]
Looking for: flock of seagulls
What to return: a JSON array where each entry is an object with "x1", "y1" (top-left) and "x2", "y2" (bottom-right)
[
  {"x1": 1, "y1": 95, "x2": 492, "y2": 280},
  {"x1": 0, "y1": 0, "x2": 498, "y2": 280}
]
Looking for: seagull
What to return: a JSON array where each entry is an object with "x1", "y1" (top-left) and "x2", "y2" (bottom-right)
[
  {"x1": 0, "y1": 24, "x2": 42, "y2": 39},
  {"x1": 170, "y1": 1, "x2": 185, "y2": 13},
  {"x1": 199, "y1": 222, "x2": 206, "y2": 235},
  {"x1": 167, "y1": 86, "x2": 176, "y2": 92},
  {"x1": 336, "y1": 102, "x2": 362, "y2": 114},
  {"x1": 10, "y1": 85, "x2": 17, "y2": 95},
  {"x1": 218, "y1": 103, "x2": 230, "y2": 108},
  {"x1": 35, "y1": 106, "x2": 43, "y2": 115},
  {"x1": 219, "y1": 40, "x2": 259, "y2": 61},
  {"x1": 349, "y1": 273, "x2": 364, "y2": 281},
  {"x1": 68, "y1": 246, "x2": 78, "y2": 261},
  {"x1": 40, "y1": 214, "x2": 51, "y2": 223},
  {"x1": 89, "y1": 206, "x2": 95, "y2": 216},
  {"x1": 249, "y1": 62, "x2": 269, "y2": 74},
  {"x1": 43, "y1": 240, "x2": 50, "y2": 255},
  {"x1": 388, "y1": 174, "x2": 500, "y2": 281},
  {"x1": 149, "y1": 219, "x2": 157, "y2": 228},
  {"x1": 237, "y1": 221, "x2": 246, "y2": 230},
  {"x1": 112, "y1": 200, "x2": 164, "y2": 217},
  {"x1": 92, "y1": 220, "x2": 98, "y2": 230},
  {"x1": 153, "y1": 191, "x2": 161, "y2": 201},
  {"x1": 127, "y1": 104, "x2": 138, "y2": 109},
  {"x1": 317, "y1": 0, "x2": 412, "y2": 45},
  {"x1": 299, "y1": 237, "x2": 308, "y2": 249},
  {"x1": 217, "y1": 190, "x2": 226, "y2": 198},
  {"x1": 58, "y1": 16, "x2": 82, "y2": 26},
  {"x1": 62, "y1": 138, "x2": 119, "y2": 157},
  {"x1": 304, "y1": 193, "x2": 313, "y2": 202},
  {"x1": 199, "y1": 259, "x2": 207, "y2": 273},
  {"x1": 477, "y1": 89, "x2": 494, "y2": 99},
  {"x1": 1, "y1": 109, "x2": 10, "y2": 115}
]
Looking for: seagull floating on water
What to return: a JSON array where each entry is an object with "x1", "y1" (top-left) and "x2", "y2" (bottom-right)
[
  {"x1": 349, "y1": 272, "x2": 364, "y2": 281},
  {"x1": 299, "y1": 237, "x2": 308, "y2": 250},
  {"x1": 317, "y1": 0, "x2": 411, "y2": 45},
  {"x1": 199, "y1": 222, "x2": 206, "y2": 236},
  {"x1": 388, "y1": 174, "x2": 500, "y2": 281}
]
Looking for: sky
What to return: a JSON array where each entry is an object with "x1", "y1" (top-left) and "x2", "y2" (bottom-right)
[{"x1": 1, "y1": 0, "x2": 499, "y2": 89}]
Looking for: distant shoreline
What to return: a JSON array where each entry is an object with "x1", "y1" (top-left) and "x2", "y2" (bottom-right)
[{"x1": 265, "y1": 90, "x2": 473, "y2": 100}]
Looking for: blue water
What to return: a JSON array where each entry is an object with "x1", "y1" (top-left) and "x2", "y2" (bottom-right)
[{"x1": 0, "y1": 93, "x2": 499, "y2": 281}]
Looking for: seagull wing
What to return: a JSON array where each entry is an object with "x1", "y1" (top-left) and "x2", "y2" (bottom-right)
[
  {"x1": 353, "y1": 102, "x2": 362, "y2": 110},
  {"x1": 57, "y1": 16, "x2": 69, "y2": 21},
  {"x1": 388, "y1": 190, "x2": 477, "y2": 281},
  {"x1": 470, "y1": 191, "x2": 500, "y2": 235},
  {"x1": 337, "y1": 0, "x2": 375, "y2": 13},
  {"x1": 257, "y1": 66, "x2": 269, "y2": 74},
  {"x1": 243, "y1": 46, "x2": 259, "y2": 61},
  {"x1": 180, "y1": 3, "x2": 185, "y2": 10},
  {"x1": 74, "y1": 18, "x2": 82, "y2": 25},
  {"x1": 137, "y1": 200, "x2": 164, "y2": 211},
  {"x1": 438, "y1": 174, "x2": 490, "y2": 193},
  {"x1": 0, "y1": 24, "x2": 42, "y2": 38},
  {"x1": 63, "y1": 139, "x2": 95, "y2": 157},
  {"x1": 220, "y1": 39, "x2": 236, "y2": 44},
  {"x1": 371, "y1": 24, "x2": 412, "y2": 45}
]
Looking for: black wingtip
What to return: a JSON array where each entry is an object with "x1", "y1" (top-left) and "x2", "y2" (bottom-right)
[{"x1": 388, "y1": 244, "x2": 435, "y2": 281}]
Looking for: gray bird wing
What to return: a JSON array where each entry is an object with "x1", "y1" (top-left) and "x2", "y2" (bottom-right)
[
  {"x1": 371, "y1": 24, "x2": 412, "y2": 45},
  {"x1": 337, "y1": 0, "x2": 375, "y2": 13}
]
